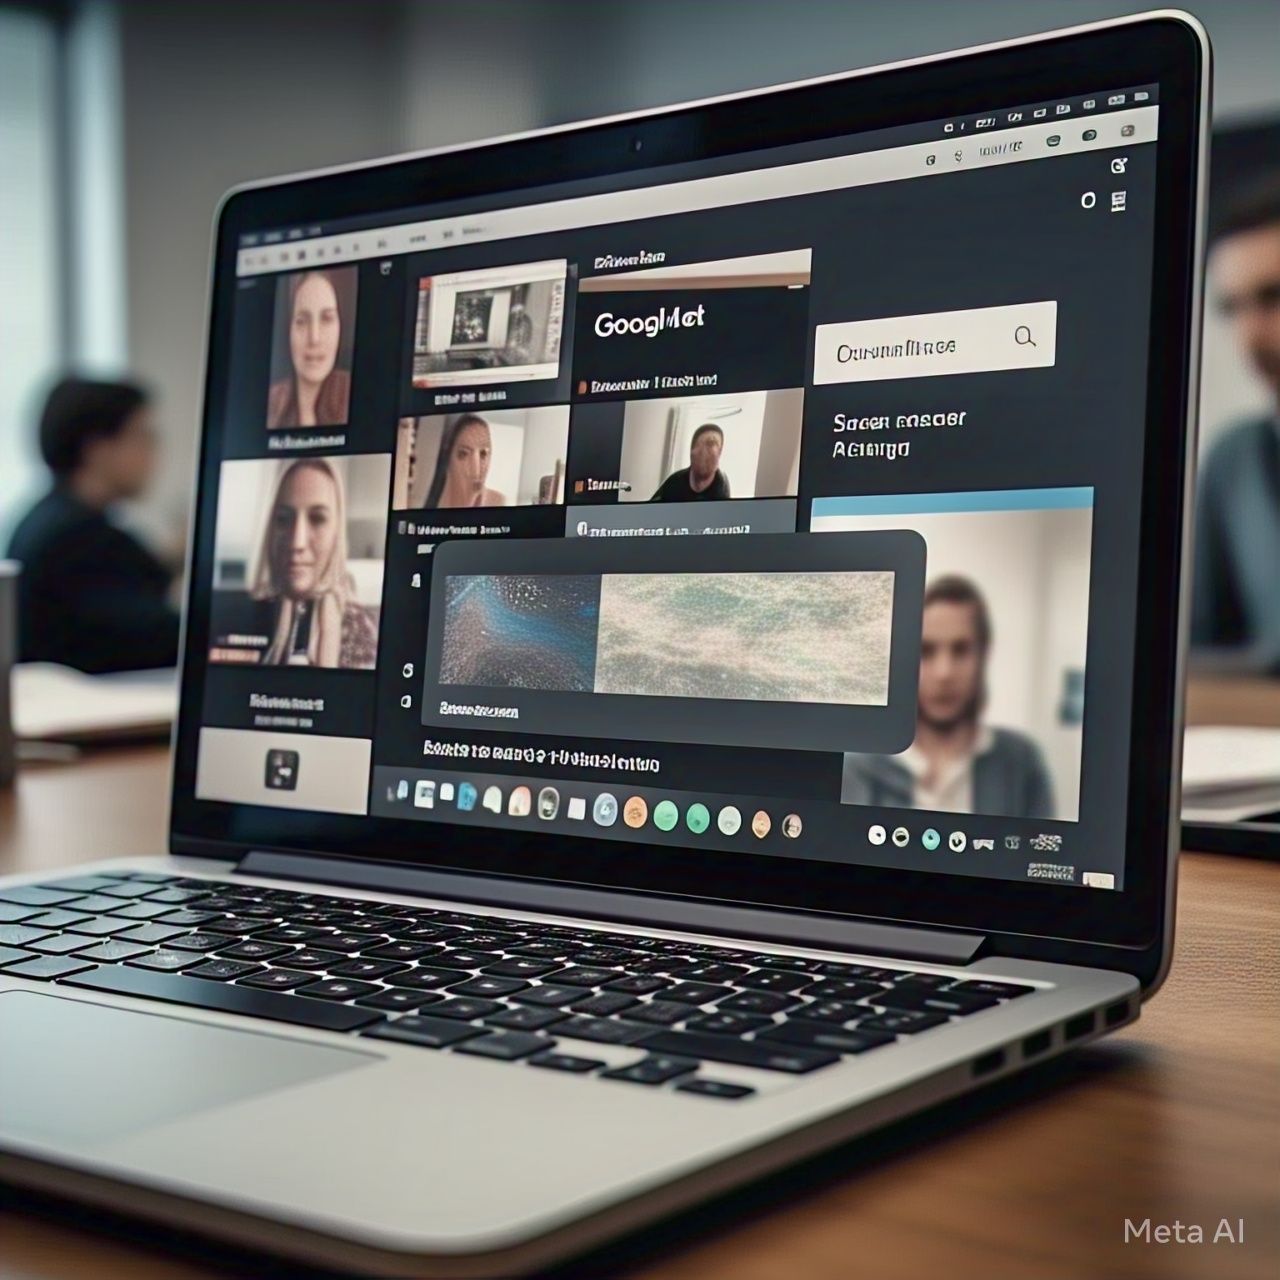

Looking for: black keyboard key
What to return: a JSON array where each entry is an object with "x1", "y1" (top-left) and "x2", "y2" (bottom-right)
[
  {"x1": 183, "y1": 958, "x2": 264, "y2": 981},
  {"x1": 328, "y1": 958, "x2": 410, "y2": 981},
  {"x1": 484, "y1": 1006, "x2": 565, "y2": 1031},
  {"x1": 601, "y1": 1054, "x2": 698, "y2": 1086},
  {"x1": 667, "y1": 962, "x2": 750, "y2": 983},
  {"x1": 65, "y1": 916, "x2": 137, "y2": 938},
  {"x1": 365, "y1": 941, "x2": 442, "y2": 962},
  {"x1": 661, "y1": 982, "x2": 732, "y2": 1006},
  {"x1": 876, "y1": 988, "x2": 999, "y2": 1016},
  {"x1": 283, "y1": 948, "x2": 346, "y2": 970},
  {"x1": 255, "y1": 926, "x2": 329, "y2": 945},
  {"x1": 238, "y1": 968, "x2": 315, "y2": 990},
  {"x1": 890, "y1": 972, "x2": 955, "y2": 989},
  {"x1": 428, "y1": 997, "x2": 504, "y2": 1021},
  {"x1": 28, "y1": 934, "x2": 97, "y2": 955},
  {"x1": 127, "y1": 949, "x2": 202, "y2": 972},
  {"x1": 4, "y1": 955, "x2": 98, "y2": 980},
  {"x1": 165, "y1": 933, "x2": 228, "y2": 953},
  {"x1": 510, "y1": 983, "x2": 594, "y2": 1008},
  {"x1": 404, "y1": 925, "x2": 469, "y2": 943},
  {"x1": 116, "y1": 923, "x2": 186, "y2": 945},
  {"x1": 627, "y1": 1000, "x2": 697, "y2": 1026},
  {"x1": 363, "y1": 1016, "x2": 483, "y2": 1049},
  {"x1": 570, "y1": 992, "x2": 638, "y2": 1017},
  {"x1": 570, "y1": 946, "x2": 637, "y2": 965},
  {"x1": 433, "y1": 949, "x2": 500, "y2": 971},
  {"x1": 554, "y1": 1016, "x2": 651, "y2": 1045},
  {"x1": 758, "y1": 1022, "x2": 894, "y2": 1054},
  {"x1": 0, "y1": 886, "x2": 80, "y2": 908},
  {"x1": 454, "y1": 931, "x2": 522, "y2": 951},
  {"x1": 814, "y1": 963, "x2": 903, "y2": 981},
  {"x1": 0, "y1": 903, "x2": 43, "y2": 923},
  {"x1": 527, "y1": 1051, "x2": 604, "y2": 1073},
  {"x1": 949, "y1": 979, "x2": 1036, "y2": 999},
  {"x1": 0, "y1": 945, "x2": 38, "y2": 968},
  {"x1": 296, "y1": 979, "x2": 381, "y2": 1002},
  {"x1": 218, "y1": 939, "x2": 294, "y2": 961},
  {"x1": 857, "y1": 1010, "x2": 950, "y2": 1034},
  {"x1": 508, "y1": 942, "x2": 575, "y2": 961},
  {"x1": 454, "y1": 1031, "x2": 554, "y2": 1062},
  {"x1": 799, "y1": 980, "x2": 884, "y2": 1001},
  {"x1": 551, "y1": 966, "x2": 619, "y2": 987},
  {"x1": 313, "y1": 931, "x2": 389, "y2": 953},
  {"x1": 0, "y1": 924, "x2": 53, "y2": 947},
  {"x1": 23, "y1": 909, "x2": 91, "y2": 930},
  {"x1": 717, "y1": 990, "x2": 798, "y2": 1015},
  {"x1": 354, "y1": 987, "x2": 443, "y2": 1012},
  {"x1": 603, "y1": 974, "x2": 669, "y2": 995},
  {"x1": 639, "y1": 1031, "x2": 841, "y2": 1074},
  {"x1": 743, "y1": 953, "x2": 812, "y2": 971},
  {"x1": 396, "y1": 967, "x2": 465, "y2": 991},
  {"x1": 685, "y1": 1011, "x2": 772, "y2": 1036},
  {"x1": 447, "y1": 975, "x2": 528, "y2": 999},
  {"x1": 623, "y1": 956, "x2": 682, "y2": 975},
  {"x1": 64, "y1": 966, "x2": 379, "y2": 1030},
  {"x1": 676, "y1": 1079, "x2": 756, "y2": 1099},
  {"x1": 482, "y1": 957, "x2": 563, "y2": 979},
  {"x1": 790, "y1": 999, "x2": 866, "y2": 1025},
  {"x1": 737, "y1": 969, "x2": 811, "y2": 993}
]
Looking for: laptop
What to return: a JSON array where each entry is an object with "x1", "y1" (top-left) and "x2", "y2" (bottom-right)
[{"x1": 0, "y1": 12, "x2": 1208, "y2": 1275}]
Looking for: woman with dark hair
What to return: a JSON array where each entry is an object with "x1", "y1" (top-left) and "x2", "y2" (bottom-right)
[
  {"x1": 6, "y1": 377, "x2": 179, "y2": 673},
  {"x1": 425, "y1": 414, "x2": 508, "y2": 508},
  {"x1": 250, "y1": 459, "x2": 377, "y2": 669},
  {"x1": 266, "y1": 270, "x2": 353, "y2": 429}
]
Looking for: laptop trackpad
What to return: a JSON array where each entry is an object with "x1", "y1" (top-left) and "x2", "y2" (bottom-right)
[{"x1": 0, "y1": 991, "x2": 373, "y2": 1147}]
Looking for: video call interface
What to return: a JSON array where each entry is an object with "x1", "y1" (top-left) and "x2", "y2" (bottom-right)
[{"x1": 196, "y1": 88, "x2": 1163, "y2": 891}]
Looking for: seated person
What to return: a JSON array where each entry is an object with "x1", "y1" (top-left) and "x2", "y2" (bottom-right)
[
  {"x1": 842, "y1": 576, "x2": 1055, "y2": 818},
  {"x1": 425, "y1": 414, "x2": 507, "y2": 508},
  {"x1": 6, "y1": 378, "x2": 180, "y2": 673},
  {"x1": 651, "y1": 423, "x2": 730, "y2": 502},
  {"x1": 250, "y1": 458, "x2": 378, "y2": 668},
  {"x1": 1191, "y1": 174, "x2": 1280, "y2": 674}
]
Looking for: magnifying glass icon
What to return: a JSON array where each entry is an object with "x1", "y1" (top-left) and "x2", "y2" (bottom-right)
[{"x1": 1014, "y1": 325, "x2": 1035, "y2": 346}]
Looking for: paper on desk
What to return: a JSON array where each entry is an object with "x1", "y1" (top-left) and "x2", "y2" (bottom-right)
[
  {"x1": 12, "y1": 663, "x2": 177, "y2": 742},
  {"x1": 1182, "y1": 725, "x2": 1280, "y2": 822}
]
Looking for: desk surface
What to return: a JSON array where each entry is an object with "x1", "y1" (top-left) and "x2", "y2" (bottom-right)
[{"x1": 1, "y1": 678, "x2": 1277, "y2": 1279}]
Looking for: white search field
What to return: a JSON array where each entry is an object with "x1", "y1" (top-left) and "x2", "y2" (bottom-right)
[{"x1": 813, "y1": 301, "x2": 1057, "y2": 384}]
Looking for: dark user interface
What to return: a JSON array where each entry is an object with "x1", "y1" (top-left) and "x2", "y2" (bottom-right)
[{"x1": 196, "y1": 91, "x2": 1160, "y2": 891}]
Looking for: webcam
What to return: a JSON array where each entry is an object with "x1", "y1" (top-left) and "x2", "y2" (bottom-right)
[{"x1": 630, "y1": 137, "x2": 643, "y2": 153}]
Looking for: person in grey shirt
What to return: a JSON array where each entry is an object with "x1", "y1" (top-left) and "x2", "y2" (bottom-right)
[
  {"x1": 1192, "y1": 174, "x2": 1280, "y2": 674},
  {"x1": 843, "y1": 576, "x2": 1054, "y2": 819}
]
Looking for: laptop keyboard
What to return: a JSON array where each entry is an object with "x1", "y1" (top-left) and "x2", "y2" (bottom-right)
[{"x1": 0, "y1": 873, "x2": 1037, "y2": 1100}]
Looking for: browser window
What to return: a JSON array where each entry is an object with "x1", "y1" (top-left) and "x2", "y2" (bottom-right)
[{"x1": 197, "y1": 88, "x2": 1160, "y2": 892}]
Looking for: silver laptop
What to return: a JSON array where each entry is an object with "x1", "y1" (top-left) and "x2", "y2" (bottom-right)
[{"x1": 0, "y1": 12, "x2": 1208, "y2": 1275}]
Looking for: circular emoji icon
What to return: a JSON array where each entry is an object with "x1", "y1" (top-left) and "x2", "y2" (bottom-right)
[
  {"x1": 685, "y1": 803, "x2": 710, "y2": 834},
  {"x1": 751, "y1": 810, "x2": 772, "y2": 839},
  {"x1": 891, "y1": 826, "x2": 910, "y2": 847},
  {"x1": 868, "y1": 824, "x2": 887, "y2": 845},
  {"x1": 717, "y1": 805, "x2": 742, "y2": 835},
  {"x1": 653, "y1": 800, "x2": 679, "y2": 831},
  {"x1": 623, "y1": 796, "x2": 648, "y2": 828},
  {"x1": 782, "y1": 813, "x2": 803, "y2": 839},
  {"x1": 592, "y1": 793, "x2": 619, "y2": 827},
  {"x1": 922, "y1": 828, "x2": 941, "y2": 850}
]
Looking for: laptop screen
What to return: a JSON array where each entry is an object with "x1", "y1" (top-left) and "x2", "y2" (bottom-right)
[{"x1": 189, "y1": 80, "x2": 1169, "y2": 898}]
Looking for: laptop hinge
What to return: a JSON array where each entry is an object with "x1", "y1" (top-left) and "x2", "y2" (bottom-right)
[{"x1": 236, "y1": 852, "x2": 985, "y2": 965}]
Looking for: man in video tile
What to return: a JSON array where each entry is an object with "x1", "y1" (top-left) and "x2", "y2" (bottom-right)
[
  {"x1": 842, "y1": 576, "x2": 1053, "y2": 818},
  {"x1": 650, "y1": 423, "x2": 730, "y2": 502}
]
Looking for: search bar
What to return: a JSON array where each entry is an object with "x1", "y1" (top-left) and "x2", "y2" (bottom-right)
[{"x1": 813, "y1": 301, "x2": 1057, "y2": 384}]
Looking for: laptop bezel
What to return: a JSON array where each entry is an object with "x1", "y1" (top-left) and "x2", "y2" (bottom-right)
[{"x1": 167, "y1": 13, "x2": 1208, "y2": 987}]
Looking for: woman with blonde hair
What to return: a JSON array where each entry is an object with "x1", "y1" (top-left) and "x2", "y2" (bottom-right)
[{"x1": 251, "y1": 459, "x2": 377, "y2": 668}]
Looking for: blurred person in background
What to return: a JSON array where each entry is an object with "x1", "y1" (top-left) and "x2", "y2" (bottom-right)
[
  {"x1": 6, "y1": 378, "x2": 180, "y2": 674},
  {"x1": 1191, "y1": 174, "x2": 1280, "y2": 674},
  {"x1": 843, "y1": 576, "x2": 1055, "y2": 818}
]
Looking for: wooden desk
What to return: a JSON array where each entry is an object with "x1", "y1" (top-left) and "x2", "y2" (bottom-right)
[{"x1": 1, "y1": 718, "x2": 1277, "y2": 1279}]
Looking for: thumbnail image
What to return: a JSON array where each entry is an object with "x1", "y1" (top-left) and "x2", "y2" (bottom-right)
[
  {"x1": 393, "y1": 407, "x2": 568, "y2": 510},
  {"x1": 438, "y1": 574, "x2": 600, "y2": 691},
  {"x1": 208, "y1": 454, "x2": 390, "y2": 669},
  {"x1": 618, "y1": 388, "x2": 803, "y2": 503},
  {"x1": 265, "y1": 266, "x2": 357, "y2": 429},
  {"x1": 411, "y1": 260, "x2": 567, "y2": 388},
  {"x1": 594, "y1": 571, "x2": 893, "y2": 704},
  {"x1": 813, "y1": 489, "x2": 1094, "y2": 822}
]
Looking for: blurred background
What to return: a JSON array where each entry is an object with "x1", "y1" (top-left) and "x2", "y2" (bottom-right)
[{"x1": 1, "y1": 0, "x2": 1276, "y2": 565}]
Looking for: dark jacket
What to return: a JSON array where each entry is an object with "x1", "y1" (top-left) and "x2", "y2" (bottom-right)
[
  {"x1": 1191, "y1": 416, "x2": 1280, "y2": 673},
  {"x1": 6, "y1": 487, "x2": 180, "y2": 673},
  {"x1": 842, "y1": 727, "x2": 1056, "y2": 819},
  {"x1": 650, "y1": 467, "x2": 730, "y2": 502}
]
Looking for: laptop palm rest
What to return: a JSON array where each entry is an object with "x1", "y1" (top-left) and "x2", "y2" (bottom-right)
[{"x1": 0, "y1": 991, "x2": 372, "y2": 1147}]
